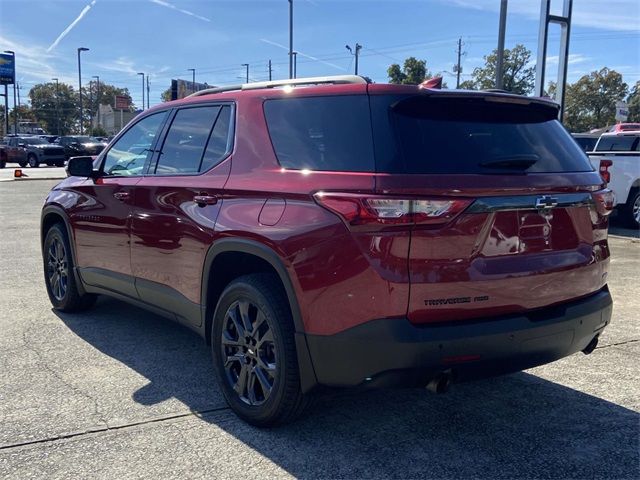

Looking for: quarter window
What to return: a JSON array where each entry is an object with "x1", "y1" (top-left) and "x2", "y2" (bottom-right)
[{"x1": 102, "y1": 111, "x2": 168, "y2": 176}]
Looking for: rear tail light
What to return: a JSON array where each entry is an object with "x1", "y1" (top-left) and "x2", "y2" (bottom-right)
[
  {"x1": 599, "y1": 159, "x2": 612, "y2": 183},
  {"x1": 314, "y1": 193, "x2": 472, "y2": 226},
  {"x1": 592, "y1": 189, "x2": 614, "y2": 216}
]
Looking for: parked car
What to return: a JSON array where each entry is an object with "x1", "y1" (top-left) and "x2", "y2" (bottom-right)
[
  {"x1": 572, "y1": 133, "x2": 600, "y2": 152},
  {"x1": 39, "y1": 135, "x2": 60, "y2": 144},
  {"x1": 0, "y1": 142, "x2": 7, "y2": 168},
  {"x1": 41, "y1": 76, "x2": 613, "y2": 427},
  {"x1": 609, "y1": 123, "x2": 640, "y2": 133},
  {"x1": 4, "y1": 136, "x2": 66, "y2": 167},
  {"x1": 589, "y1": 131, "x2": 640, "y2": 227},
  {"x1": 56, "y1": 136, "x2": 106, "y2": 159}
]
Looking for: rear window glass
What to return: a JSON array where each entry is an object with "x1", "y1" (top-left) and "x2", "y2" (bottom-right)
[
  {"x1": 371, "y1": 95, "x2": 593, "y2": 174},
  {"x1": 264, "y1": 96, "x2": 374, "y2": 172},
  {"x1": 595, "y1": 135, "x2": 639, "y2": 152},
  {"x1": 573, "y1": 136, "x2": 598, "y2": 152}
]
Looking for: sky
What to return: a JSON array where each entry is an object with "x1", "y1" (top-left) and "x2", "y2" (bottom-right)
[{"x1": 0, "y1": 0, "x2": 638, "y2": 110}]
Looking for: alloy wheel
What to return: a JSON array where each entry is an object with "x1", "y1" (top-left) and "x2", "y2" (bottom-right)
[
  {"x1": 633, "y1": 194, "x2": 640, "y2": 224},
  {"x1": 47, "y1": 237, "x2": 68, "y2": 301},
  {"x1": 221, "y1": 299, "x2": 277, "y2": 405}
]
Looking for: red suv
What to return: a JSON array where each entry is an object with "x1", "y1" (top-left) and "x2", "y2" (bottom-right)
[{"x1": 41, "y1": 76, "x2": 613, "y2": 426}]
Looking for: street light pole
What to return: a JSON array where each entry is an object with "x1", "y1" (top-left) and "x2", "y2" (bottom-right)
[
  {"x1": 292, "y1": 53, "x2": 297, "y2": 79},
  {"x1": 77, "y1": 47, "x2": 89, "y2": 134},
  {"x1": 146, "y1": 76, "x2": 150, "y2": 109},
  {"x1": 4, "y1": 51, "x2": 16, "y2": 134},
  {"x1": 188, "y1": 68, "x2": 196, "y2": 94},
  {"x1": 52, "y1": 78, "x2": 60, "y2": 135},
  {"x1": 496, "y1": 0, "x2": 508, "y2": 90},
  {"x1": 137, "y1": 72, "x2": 145, "y2": 110},
  {"x1": 288, "y1": 0, "x2": 293, "y2": 79},
  {"x1": 92, "y1": 75, "x2": 100, "y2": 130},
  {"x1": 241, "y1": 64, "x2": 249, "y2": 83}
]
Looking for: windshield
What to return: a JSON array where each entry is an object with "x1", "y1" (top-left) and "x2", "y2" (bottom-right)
[
  {"x1": 69, "y1": 136, "x2": 93, "y2": 143},
  {"x1": 595, "y1": 135, "x2": 639, "y2": 152},
  {"x1": 22, "y1": 137, "x2": 49, "y2": 145}
]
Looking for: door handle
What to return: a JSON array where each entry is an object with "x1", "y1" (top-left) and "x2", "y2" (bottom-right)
[
  {"x1": 113, "y1": 192, "x2": 130, "y2": 201},
  {"x1": 193, "y1": 195, "x2": 218, "y2": 207}
]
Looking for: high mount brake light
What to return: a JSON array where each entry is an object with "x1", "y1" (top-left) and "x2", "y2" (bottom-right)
[
  {"x1": 314, "y1": 193, "x2": 471, "y2": 226},
  {"x1": 592, "y1": 189, "x2": 614, "y2": 216},
  {"x1": 599, "y1": 159, "x2": 612, "y2": 183}
]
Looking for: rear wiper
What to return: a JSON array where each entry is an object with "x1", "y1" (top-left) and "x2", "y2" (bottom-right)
[{"x1": 479, "y1": 155, "x2": 539, "y2": 169}]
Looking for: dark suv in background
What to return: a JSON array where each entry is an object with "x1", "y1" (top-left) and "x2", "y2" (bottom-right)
[
  {"x1": 57, "y1": 136, "x2": 107, "y2": 159},
  {"x1": 41, "y1": 76, "x2": 613, "y2": 426},
  {"x1": 4, "y1": 136, "x2": 66, "y2": 167}
]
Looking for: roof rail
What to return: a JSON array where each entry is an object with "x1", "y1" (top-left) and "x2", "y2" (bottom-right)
[{"x1": 186, "y1": 75, "x2": 369, "y2": 98}]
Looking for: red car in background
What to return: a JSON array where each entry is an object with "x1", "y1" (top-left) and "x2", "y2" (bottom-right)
[{"x1": 41, "y1": 76, "x2": 613, "y2": 426}]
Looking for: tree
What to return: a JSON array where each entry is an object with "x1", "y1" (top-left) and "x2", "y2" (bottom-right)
[
  {"x1": 458, "y1": 79, "x2": 476, "y2": 90},
  {"x1": 161, "y1": 87, "x2": 172, "y2": 102},
  {"x1": 29, "y1": 82, "x2": 78, "y2": 135},
  {"x1": 388, "y1": 57, "x2": 431, "y2": 85},
  {"x1": 465, "y1": 44, "x2": 535, "y2": 95},
  {"x1": 563, "y1": 68, "x2": 628, "y2": 132},
  {"x1": 627, "y1": 81, "x2": 640, "y2": 122}
]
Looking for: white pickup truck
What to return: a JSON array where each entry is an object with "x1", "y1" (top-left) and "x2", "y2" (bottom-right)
[{"x1": 589, "y1": 132, "x2": 640, "y2": 228}]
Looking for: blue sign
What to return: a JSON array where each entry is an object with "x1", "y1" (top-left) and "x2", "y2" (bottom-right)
[{"x1": 0, "y1": 53, "x2": 15, "y2": 85}]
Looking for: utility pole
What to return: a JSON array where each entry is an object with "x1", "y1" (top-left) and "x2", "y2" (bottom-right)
[
  {"x1": 88, "y1": 80, "x2": 93, "y2": 134},
  {"x1": 268, "y1": 60, "x2": 272, "y2": 81},
  {"x1": 146, "y1": 76, "x2": 150, "y2": 109},
  {"x1": 92, "y1": 75, "x2": 100, "y2": 130},
  {"x1": 345, "y1": 43, "x2": 362, "y2": 75},
  {"x1": 292, "y1": 53, "x2": 297, "y2": 79},
  {"x1": 4, "y1": 51, "x2": 17, "y2": 134},
  {"x1": 188, "y1": 68, "x2": 195, "y2": 94},
  {"x1": 3, "y1": 86, "x2": 7, "y2": 136},
  {"x1": 137, "y1": 72, "x2": 145, "y2": 110},
  {"x1": 288, "y1": 0, "x2": 294, "y2": 79},
  {"x1": 242, "y1": 63, "x2": 250, "y2": 83},
  {"x1": 454, "y1": 37, "x2": 465, "y2": 88},
  {"x1": 52, "y1": 78, "x2": 60, "y2": 135},
  {"x1": 496, "y1": 0, "x2": 508, "y2": 90},
  {"x1": 77, "y1": 47, "x2": 89, "y2": 135}
]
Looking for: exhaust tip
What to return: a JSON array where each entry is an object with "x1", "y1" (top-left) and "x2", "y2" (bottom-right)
[
  {"x1": 582, "y1": 336, "x2": 599, "y2": 355},
  {"x1": 426, "y1": 372, "x2": 452, "y2": 394}
]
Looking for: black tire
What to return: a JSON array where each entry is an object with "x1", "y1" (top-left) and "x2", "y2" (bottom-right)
[
  {"x1": 55, "y1": 161, "x2": 65, "y2": 168},
  {"x1": 28, "y1": 154, "x2": 39, "y2": 168},
  {"x1": 18, "y1": 160, "x2": 27, "y2": 168},
  {"x1": 43, "y1": 223, "x2": 96, "y2": 312},
  {"x1": 620, "y1": 187, "x2": 640, "y2": 229},
  {"x1": 211, "y1": 273, "x2": 311, "y2": 427},
  {"x1": 0, "y1": 159, "x2": 5, "y2": 169}
]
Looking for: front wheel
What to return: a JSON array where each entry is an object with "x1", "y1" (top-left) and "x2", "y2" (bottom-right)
[
  {"x1": 43, "y1": 223, "x2": 96, "y2": 311},
  {"x1": 18, "y1": 160, "x2": 27, "y2": 168},
  {"x1": 28, "y1": 154, "x2": 39, "y2": 168},
  {"x1": 211, "y1": 273, "x2": 311, "y2": 427}
]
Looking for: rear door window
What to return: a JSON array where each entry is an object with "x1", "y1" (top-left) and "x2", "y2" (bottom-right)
[
  {"x1": 154, "y1": 104, "x2": 233, "y2": 175},
  {"x1": 264, "y1": 96, "x2": 374, "y2": 172},
  {"x1": 371, "y1": 95, "x2": 593, "y2": 174}
]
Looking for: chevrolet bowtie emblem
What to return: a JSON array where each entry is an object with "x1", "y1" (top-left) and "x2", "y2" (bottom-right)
[{"x1": 535, "y1": 195, "x2": 558, "y2": 210}]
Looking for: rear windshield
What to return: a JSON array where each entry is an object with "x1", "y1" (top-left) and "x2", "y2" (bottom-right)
[
  {"x1": 371, "y1": 95, "x2": 593, "y2": 174},
  {"x1": 595, "y1": 135, "x2": 639, "y2": 152},
  {"x1": 263, "y1": 96, "x2": 374, "y2": 172},
  {"x1": 573, "y1": 136, "x2": 598, "y2": 152}
]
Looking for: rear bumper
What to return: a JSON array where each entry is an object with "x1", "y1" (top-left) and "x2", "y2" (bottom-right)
[{"x1": 305, "y1": 287, "x2": 612, "y2": 387}]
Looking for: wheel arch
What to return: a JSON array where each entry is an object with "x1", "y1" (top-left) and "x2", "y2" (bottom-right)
[
  {"x1": 201, "y1": 238, "x2": 317, "y2": 392},
  {"x1": 41, "y1": 205, "x2": 86, "y2": 295}
]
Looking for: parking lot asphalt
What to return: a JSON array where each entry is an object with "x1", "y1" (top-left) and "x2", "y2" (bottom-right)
[{"x1": 0, "y1": 179, "x2": 638, "y2": 480}]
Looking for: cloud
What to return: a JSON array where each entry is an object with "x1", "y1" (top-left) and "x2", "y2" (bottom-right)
[
  {"x1": 446, "y1": 0, "x2": 640, "y2": 32},
  {"x1": 546, "y1": 53, "x2": 591, "y2": 66},
  {"x1": 260, "y1": 38, "x2": 347, "y2": 72},
  {"x1": 148, "y1": 0, "x2": 211, "y2": 22},
  {"x1": 47, "y1": 0, "x2": 97, "y2": 52}
]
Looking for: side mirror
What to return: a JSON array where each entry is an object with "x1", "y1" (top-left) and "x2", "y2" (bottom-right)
[{"x1": 67, "y1": 156, "x2": 96, "y2": 178}]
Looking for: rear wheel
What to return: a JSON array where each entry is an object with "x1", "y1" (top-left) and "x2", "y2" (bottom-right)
[
  {"x1": 211, "y1": 273, "x2": 310, "y2": 427},
  {"x1": 28, "y1": 154, "x2": 39, "y2": 168},
  {"x1": 621, "y1": 188, "x2": 640, "y2": 229},
  {"x1": 43, "y1": 223, "x2": 96, "y2": 312}
]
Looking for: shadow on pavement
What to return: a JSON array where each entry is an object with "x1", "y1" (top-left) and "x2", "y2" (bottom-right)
[
  {"x1": 609, "y1": 214, "x2": 639, "y2": 238},
  {"x1": 56, "y1": 297, "x2": 639, "y2": 479}
]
